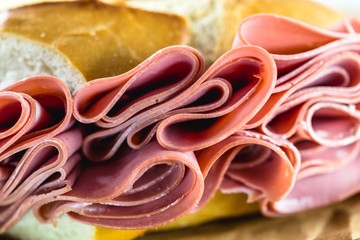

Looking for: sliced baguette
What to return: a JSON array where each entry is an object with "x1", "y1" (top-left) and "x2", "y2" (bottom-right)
[{"x1": 0, "y1": 1, "x2": 189, "y2": 92}]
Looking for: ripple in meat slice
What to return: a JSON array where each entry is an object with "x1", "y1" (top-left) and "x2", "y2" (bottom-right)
[
  {"x1": 262, "y1": 139, "x2": 360, "y2": 216},
  {"x1": 233, "y1": 14, "x2": 360, "y2": 128},
  {"x1": 194, "y1": 130, "x2": 300, "y2": 211},
  {"x1": 251, "y1": 51, "x2": 360, "y2": 130},
  {"x1": 263, "y1": 96, "x2": 360, "y2": 147},
  {"x1": 0, "y1": 128, "x2": 82, "y2": 233},
  {"x1": 233, "y1": 13, "x2": 360, "y2": 74},
  {"x1": 156, "y1": 45, "x2": 277, "y2": 152},
  {"x1": 81, "y1": 45, "x2": 276, "y2": 161},
  {"x1": 72, "y1": 45, "x2": 204, "y2": 127},
  {"x1": 33, "y1": 140, "x2": 204, "y2": 230},
  {"x1": 0, "y1": 76, "x2": 73, "y2": 161}
]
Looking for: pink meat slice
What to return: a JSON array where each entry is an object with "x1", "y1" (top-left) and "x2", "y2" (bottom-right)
[
  {"x1": 82, "y1": 77, "x2": 233, "y2": 162},
  {"x1": 194, "y1": 130, "x2": 300, "y2": 210},
  {"x1": 0, "y1": 128, "x2": 82, "y2": 233},
  {"x1": 33, "y1": 140, "x2": 204, "y2": 230},
  {"x1": 233, "y1": 14, "x2": 360, "y2": 128},
  {"x1": 155, "y1": 45, "x2": 277, "y2": 152},
  {"x1": 261, "y1": 139, "x2": 360, "y2": 216},
  {"x1": 233, "y1": 13, "x2": 360, "y2": 74},
  {"x1": 80, "y1": 45, "x2": 276, "y2": 161},
  {"x1": 0, "y1": 76, "x2": 73, "y2": 161},
  {"x1": 74, "y1": 45, "x2": 204, "y2": 162},
  {"x1": 249, "y1": 51, "x2": 360, "y2": 129},
  {"x1": 72, "y1": 45, "x2": 205, "y2": 127},
  {"x1": 261, "y1": 95, "x2": 360, "y2": 147},
  {"x1": 232, "y1": 14, "x2": 360, "y2": 215}
]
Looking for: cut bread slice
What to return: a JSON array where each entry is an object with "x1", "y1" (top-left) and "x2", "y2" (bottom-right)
[
  {"x1": 118, "y1": 0, "x2": 344, "y2": 66},
  {"x1": 0, "y1": 1, "x2": 189, "y2": 92},
  {"x1": 5, "y1": 192, "x2": 258, "y2": 240}
]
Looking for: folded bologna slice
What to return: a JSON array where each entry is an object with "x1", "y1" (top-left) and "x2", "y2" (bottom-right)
[
  {"x1": 73, "y1": 45, "x2": 204, "y2": 126},
  {"x1": 262, "y1": 139, "x2": 360, "y2": 216},
  {"x1": 0, "y1": 75, "x2": 78, "y2": 233},
  {"x1": 233, "y1": 14, "x2": 360, "y2": 128},
  {"x1": 264, "y1": 96, "x2": 360, "y2": 148},
  {"x1": 33, "y1": 140, "x2": 204, "y2": 230},
  {"x1": 0, "y1": 128, "x2": 82, "y2": 233},
  {"x1": 230, "y1": 13, "x2": 360, "y2": 216},
  {"x1": 73, "y1": 45, "x2": 204, "y2": 161},
  {"x1": 79, "y1": 45, "x2": 276, "y2": 163},
  {"x1": 194, "y1": 130, "x2": 300, "y2": 211},
  {"x1": 0, "y1": 76, "x2": 73, "y2": 161},
  {"x1": 155, "y1": 45, "x2": 277, "y2": 151},
  {"x1": 233, "y1": 13, "x2": 360, "y2": 74},
  {"x1": 258, "y1": 51, "x2": 360, "y2": 141}
]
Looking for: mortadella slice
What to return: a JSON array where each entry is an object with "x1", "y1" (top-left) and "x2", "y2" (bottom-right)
[
  {"x1": 72, "y1": 45, "x2": 204, "y2": 127},
  {"x1": 233, "y1": 13, "x2": 360, "y2": 74},
  {"x1": 261, "y1": 139, "x2": 360, "y2": 216},
  {"x1": 250, "y1": 51, "x2": 360, "y2": 129},
  {"x1": 33, "y1": 140, "x2": 204, "y2": 230},
  {"x1": 0, "y1": 128, "x2": 83, "y2": 233},
  {"x1": 155, "y1": 45, "x2": 277, "y2": 152},
  {"x1": 81, "y1": 45, "x2": 276, "y2": 161},
  {"x1": 232, "y1": 14, "x2": 360, "y2": 128},
  {"x1": 0, "y1": 75, "x2": 73, "y2": 161},
  {"x1": 194, "y1": 130, "x2": 300, "y2": 211},
  {"x1": 73, "y1": 45, "x2": 204, "y2": 162},
  {"x1": 261, "y1": 95, "x2": 360, "y2": 146},
  {"x1": 232, "y1": 14, "x2": 360, "y2": 215},
  {"x1": 82, "y1": 76, "x2": 233, "y2": 161},
  {"x1": 233, "y1": 15, "x2": 360, "y2": 146}
]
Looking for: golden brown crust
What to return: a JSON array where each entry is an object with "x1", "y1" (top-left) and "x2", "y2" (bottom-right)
[{"x1": 0, "y1": 1, "x2": 189, "y2": 81}]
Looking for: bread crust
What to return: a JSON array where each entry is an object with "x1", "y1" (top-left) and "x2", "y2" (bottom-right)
[{"x1": 0, "y1": 1, "x2": 189, "y2": 87}]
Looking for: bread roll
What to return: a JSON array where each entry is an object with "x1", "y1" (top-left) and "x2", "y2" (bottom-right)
[{"x1": 0, "y1": 0, "x2": 189, "y2": 92}]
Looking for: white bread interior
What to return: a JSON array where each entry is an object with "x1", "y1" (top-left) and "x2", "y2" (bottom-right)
[
  {"x1": 0, "y1": 33, "x2": 85, "y2": 92},
  {"x1": 0, "y1": 1, "x2": 189, "y2": 93}
]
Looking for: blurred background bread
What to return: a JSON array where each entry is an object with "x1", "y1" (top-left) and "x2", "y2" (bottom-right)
[{"x1": 0, "y1": 0, "x2": 189, "y2": 92}]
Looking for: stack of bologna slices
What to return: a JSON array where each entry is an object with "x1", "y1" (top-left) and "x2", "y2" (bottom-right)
[{"x1": 2, "y1": 13, "x2": 360, "y2": 233}]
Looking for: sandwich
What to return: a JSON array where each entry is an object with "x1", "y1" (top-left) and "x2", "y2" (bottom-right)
[{"x1": 1, "y1": 0, "x2": 359, "y2": 240}]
